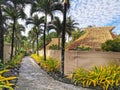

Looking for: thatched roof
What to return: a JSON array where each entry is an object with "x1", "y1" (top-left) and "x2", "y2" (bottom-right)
[
  {"x1": 66, "y1": 26, "x2": 116, "y2": 50},
  {"x1": 46, "y1": 38, "x2": 61, "y2": 49}
]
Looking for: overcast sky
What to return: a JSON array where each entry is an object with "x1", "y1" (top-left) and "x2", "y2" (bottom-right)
[{"x1": 21, "y1": 0, "x2": 120, "y2": 35}]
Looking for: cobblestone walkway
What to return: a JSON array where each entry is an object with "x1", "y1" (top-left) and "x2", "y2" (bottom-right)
[{"x1": 15, "y1": 56, "x2": 93, "y2": 90}]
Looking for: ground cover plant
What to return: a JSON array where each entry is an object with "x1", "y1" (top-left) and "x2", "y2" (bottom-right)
[
  {"x1": 68, "y1": 64, "x2": 120, "y2": 90},
  {"x1": 0, "y1": 70, "x2": 17, "y2": 90},
  {"x1": 0, "y1": 53, "x2": 24, "y2": 90}
]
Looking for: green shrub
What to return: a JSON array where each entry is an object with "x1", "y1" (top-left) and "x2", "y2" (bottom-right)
[
  {"x1": 76, "y1": 46, "x2": 91, "y2": 51},
  {"x1": 31, "y1": 54, "x2": 60, "y2": 72},
  {"x1": 70, "y1": 64, "x2": 120, "y2": 90},
  {"x1": 101, "y1": 38, "x2": 120, "y2": 52},
  {"x1": 6, "y1": 53, "x2": 24, "y2": 69},
  {"x1": 49, "y1": 44, "x2": 60, "y2": 50},
  {"x1": 44, "y1": 57, "x2": 60, "y2": 72}
]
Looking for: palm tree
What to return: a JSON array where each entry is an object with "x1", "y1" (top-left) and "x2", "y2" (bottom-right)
[
  {"x1": 0, "y1": 5, "x2": 4, "y2": 63},
  {"x1": 3, "y1": 0, "x2": 26, "y2": 59},
  {"x1": 47, "y1": 16, "x2": 63, "y2": 49},
  {"x1": 11, "y1": 22, "x2": 25, "y2": 54},
  {"x1": 26, "y1": 15, "x2": 44, "y2": 55},
  {"x1": 31, "y1": 0, "x2": 63, "y2": 60},
  {"x1": 28, "y1": 29, "x2": 36, "y2": 53},
  {"x1": 66, "y1": 16, "x2": 79, "y2": 37},
  {"x1": 61, "y1": 0, "x2": 70, "y2": 76},
  {"x1": 0, "y1": 0, "x2": 8, "y2": 63},
  {"x1": 48, "y1": 16, "x2": 78, "y2": 49}
]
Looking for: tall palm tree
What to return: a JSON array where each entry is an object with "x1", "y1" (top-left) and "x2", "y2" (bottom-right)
[
  {"x1": 0, "y1": 5, "x2": 4, "y2": 63},
  {"x1": 9, "y1": 22, "x2": 25, "y2": 55},
  {"x1": 31, "y1": 0, "x2": 63, "y2": 60},
  {"x1": 0, "y1": 0, "x2": 8, "y2": 63},
  {"x1": 61, "y1": 0, "x2": 70, "y2": 76},
  {"x1": 26, "y1": 15, "x2": 44, "y2": 55},
  {"x1": 66, "y1": 16, "x2": 79, "y2": 37},
  {"x1": 28, "y1": 29, "x2": 36, "y2": 53},
  {"x1": 48, "y1": 16, "x2": 78, "y2": 49},
  {"x1": 3, "y1": 0, "x2": 26, "y2": 59},
  {"x1": 48, "y1": 16, "x2": 62, "y2": 49}
]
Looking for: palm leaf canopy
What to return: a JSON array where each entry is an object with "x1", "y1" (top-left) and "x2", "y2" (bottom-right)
[
  {"x1": 30, "y1": 0, "x2": 63, "y2": 18},
  {"x1": 3, "y1": 0, "x2": 26, "y2": 20},
  {"x1": 26, "y1": 15, "x2": 44, "y2": 27}
]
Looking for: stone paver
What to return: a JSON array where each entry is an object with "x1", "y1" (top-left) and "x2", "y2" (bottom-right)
[{"x1": 15, "y1": 56, "x2": 93, "y2": 90}]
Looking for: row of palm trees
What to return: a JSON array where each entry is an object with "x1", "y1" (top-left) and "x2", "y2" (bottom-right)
[{"x1": 0, "y1": 0, "x2": 78, "y2": 76}]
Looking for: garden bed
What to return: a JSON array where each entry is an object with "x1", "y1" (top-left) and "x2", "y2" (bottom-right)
[{"x1": 31, "y1": 54, "x2": 120, "y2": 90}]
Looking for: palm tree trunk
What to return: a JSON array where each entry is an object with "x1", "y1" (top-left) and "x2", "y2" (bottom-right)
[
  {"x1": 61, "y1": 2, "x2": 67, "y2": 77},
  {"x1": 58, "y1": 36, "x2": 60, "y2": 49},
  {"x1": 0, "y1": 5, "x2": 4, "y2": 64},
  {"x1": 10, "y1": 18, "x2": 16, "y2": 60},
  {"x1": 15, "y1": 38, "x2": 17, "y2": 55},
  {"x1": 32, "y1": 41, "x2": 34, "y2": 53},
  {"x1": 36, "y1": 32, "x2": 39, "y2": 56},
  {"x1": 43, "y1": 13, "x2": 47, "y2": 60}
]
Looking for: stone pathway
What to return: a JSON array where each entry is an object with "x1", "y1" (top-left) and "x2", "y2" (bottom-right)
[{"x1": 15, "y1": 56, "x2": 93, "y2": 90}]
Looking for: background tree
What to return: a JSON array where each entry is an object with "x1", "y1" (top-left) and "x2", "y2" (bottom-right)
[
  {"x1": 101, "y1": 38, "x2": 120, "y2": 52},
  {"x1": 71, "y1": 28, "x2": 85, "y2": 41},
  {"x1": 28, "y1": 29, "x2": 36, "y2": 53},
  {"x1": 61, "y1": 0, "x2": 70, "y2": 76},
  {"x1": 48, "y1": 16, "x2": 63, "y2": 49},
  {"x1": 0, "y1": 4, "x2": 4, "y2": 63},
  {"x1": 26, "y1": 15, "x2": 44, "y2": 55},
  {"x1": 3, "y1": 0, "x2": 26, "y2": 59},
  {"x1": 66, "y1": 16, "x2": 79, "y2": 38},
  {"x1": 31, "y1": 0, "x2": 63, "y2": 60}
]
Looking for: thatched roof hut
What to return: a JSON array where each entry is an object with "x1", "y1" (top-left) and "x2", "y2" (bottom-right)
[
  {"x1": 46, "y1": 38, "x2": 61, "y2": 49},
  {"x1": 66, "y1": 26, "x2": 116, "y2": 50}
]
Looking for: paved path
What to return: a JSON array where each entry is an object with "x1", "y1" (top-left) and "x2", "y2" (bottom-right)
[{"x1": 15, "y1": 56, "x2": 93, "y2": 90}]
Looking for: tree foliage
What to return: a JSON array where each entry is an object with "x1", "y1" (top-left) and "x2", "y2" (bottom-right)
[
  {"x1": 71, "y1": 28, "x2": 85, "y2": 41},
  {"x1": 101, "y1": 38, "x2": 120, "y2": 52}
]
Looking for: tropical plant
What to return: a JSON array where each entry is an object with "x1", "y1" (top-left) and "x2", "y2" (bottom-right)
[
  {"x1": 0, "y1": 0, "x2": 8, "y2": 64},
  {"x1": 61, "y1": 0, "x2": 70, "y2": 76},
  {"x1": 71, "y1": 28, "x2": 85, "y2": 41},
  {"x1": 38, "y1": 32, "x2": 57, "y2": 50},
  {"x1": 5, "y1": 22, "x2": 25, "y2": 55},
  {"x1": 31, "y1": 54, "x2": 60, "y2": 72},
  {"x1": 28, "y1": 29, "x2": 36, "y2": 53},
  {"x1": 0, "y1": 6, "x2": 4, "y2": 64},
  {"x1": 76, "y1": 46, "x2": 91, "y2": 51},
  {"x1": 66, "y1": 16, "x2": 79, "y2": 37},
  {"x1": 0, "y1": 70, "x2": 17, "y2": 90},
  {"x1": 3, "y1": 0, "x2": 26, "y2": 59},
  {"x1": 101, "y1": 38, "x2": 120, "y2": 52},
  {"x1": 49, "y1": 44, "x2": 60, "y2": 50},
  {"x1": 70, "y1": 64, "x2": 120, "y2": 90},
  {"x1": 47, "y1": 16, "x2": 63, "y2": 49},
  {"x1": 26, "y1": 15, "x2": 44, "y2": 55},
  {"x1": 31, "y1": 0, "x2": 63, "y2": 60}
]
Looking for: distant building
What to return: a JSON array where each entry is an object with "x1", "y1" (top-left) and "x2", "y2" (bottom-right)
[
  {"x1": 66, "y1": 26, "x2": 116, "y2": 50},
  {"x1": 46, "y1": 38, "x2": 61, "y2": 49}
]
